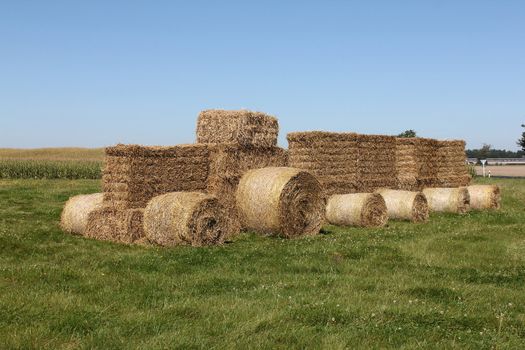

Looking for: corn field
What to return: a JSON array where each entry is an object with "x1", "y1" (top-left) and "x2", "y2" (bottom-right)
[{"x1": 0, "y1": 159, "x2": 102, "y2": 179}]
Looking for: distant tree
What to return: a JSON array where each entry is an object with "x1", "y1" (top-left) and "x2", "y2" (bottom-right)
[
  {"x1": 465, "y1": 145, "x2": 525, "y2": 159},
  {"x1": 397, "y1": 129, "x2": 417, "y2": 138},
  {"x1": 466, "y1": 147, "x2": 524, "y2": 159},
  {"x1": 479, "y1": 143, "x2": 492, "y2": 159},
  {"x1": 517, "y1": 124, "x2": 525, "y2": 153}
]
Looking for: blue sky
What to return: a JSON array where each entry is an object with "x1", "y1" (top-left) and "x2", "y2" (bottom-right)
[{"x1": 1, "y1": 0, "x2": 524, "y2": 150}]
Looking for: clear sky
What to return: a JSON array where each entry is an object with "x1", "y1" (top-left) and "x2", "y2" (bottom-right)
[{"x1": 1, "y1": 0, "x2": 524, "y2": 150}]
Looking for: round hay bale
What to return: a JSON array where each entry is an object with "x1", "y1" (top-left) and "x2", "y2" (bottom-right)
[
  {"x1": 236, "y1": 167, "x2": 325, "y2": 237},
  {"x1": 143, "y1": 192, "x2": 227, "y2": 247},
  {"x1": 375, "y1": 189, "x2": 429, "y2": 222},
  {"x1": 467, "y1": 185, "x2": 501, "y2": 210},
  {"x1": 422, "y1": 187, "x2": 470, "y2": 214},
  {"x1": 60, "y1": 193, "x2": 104, "y2": 235},
  {"x1": 326, "y1": 193, "x2": 388, "y2": 227}
]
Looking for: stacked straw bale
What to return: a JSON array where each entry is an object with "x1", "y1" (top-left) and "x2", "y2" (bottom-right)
[
  {"x1": 88, "y1": 144, "x2": 211, "y2": 244},
  {"x1": 287, "y1": 132, "x2": 396, "y2": 194},
  {"x1": 395, "y1": 138, "x2": 419, "y2": 191},
  {"x1": 61, "y1": 193, "x2": 104, "y2": 235},
  {"x1": 102, "y1": 144, "x2": 210, "y2": 209},
  {"x1": 85, "y1": 206, "x2": 145, "y2": 244},
  {"x1": 356, "y1": 134, "x2": 397, "y2": 192},
  {"x1": 414, "y1": 138, "x2": 440, "y2": 189},
  {"x1": 467, "y1": 185, "x2": 501, "y2": 210},
  {"x1": 196, "y1": 109, "x2": 278, "y2": 147},
  {"x1": 422, "y1": 187, "x2": 470, "y2": 214},
  {"x1": 394, "y1": 137, "x2": 470, "y2": 190},
  {"x1": 236, "y1": 167, "x2": 325, "y2": 237},
  {"x1": 326, "y1": 193, "x2": 388, "y2": 227},
  {"x1": 195, "y1": 110, "x2": 287, "y2": 235},
  {"x1": 143, "y1": 192, "x2": 227, "y2": 247},
  {"x1": 287, "y1": 132, "x2": 359, "y2": 195},
  {"x1": 435, "y1": 140, "x2": 471, "y2": 187},
  {"x1": 376, "y1": 189, "x2": 429, "y2": 222}
]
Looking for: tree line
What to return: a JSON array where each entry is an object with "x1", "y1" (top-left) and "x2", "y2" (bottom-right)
[{"x1": 396, "y1": 124, "x2": 525, "y2": 159}]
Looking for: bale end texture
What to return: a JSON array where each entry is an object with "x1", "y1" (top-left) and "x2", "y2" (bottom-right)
[
  {"x1": 60, "y1": 193, "x2": 104, "y2": 235},
  {"x1": 236, "y1": 167, "x2": 325, "y2": 238},
  {"x1": 143, "y1": 192, "x2": 228, "y2": 247}
]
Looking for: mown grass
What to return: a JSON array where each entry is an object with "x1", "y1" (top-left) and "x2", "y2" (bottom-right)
[
  {"x1": 0, "y1": 177, "x2": 524, "y2": 349},
  {"x1": 0, "y1": 148, "x2": 104, "y2": 179}
]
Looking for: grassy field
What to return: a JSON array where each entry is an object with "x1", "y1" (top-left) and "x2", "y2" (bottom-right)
[
  {"x1": 1, "y1": 178, "x2": 524, "y2": 349},
  {"x1": 0, "y1": 148, "x2": 104, "y2": 179}
]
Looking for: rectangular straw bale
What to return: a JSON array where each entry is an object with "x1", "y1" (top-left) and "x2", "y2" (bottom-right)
[
  {"x1": 413, "y1": 138, "x2": 440, "y2": 189},
  {"x1": 287, "y1": 132, "x2": 359, "y2": 195},
  {"x1": 196, "y1": 109, "x2": 279, "y2": 147},
  {"x1": 356, "y1": 134, "x2": 397, "y2": 191},
  {"x1": 85, "y1": 206, "x2": 144, "y2": 244},
  {"x1": 433, "y1": 140, "x2": 470, "y2": 187},
  {"x1": 395, "y1": 138, "x2": 418, "y2": 190},
  {"x1": 102, "y1": 144, "x2": 211, "y2": 209},
  {"x1": 208, "y1": 144, "x2": 288, "y2": 179}
]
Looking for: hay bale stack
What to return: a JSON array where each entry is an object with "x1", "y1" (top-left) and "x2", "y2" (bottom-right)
[
  {"x1": 102, "y1": 144, "x2": 210, "y2": 209},
  {"x1": 375, "y1": 189, "x2": 429, "y2": 222},
  {"x1": 414, "y1": 138, "x2": 440, "y2": 189},
  {"x1": 422, "y1": 187, "x2": 470, "y2": 214},
  {"x1": 85, "y1": 206, "x2": 144, "y2": 244},
  {"x1": 326, "y1": 193, "x2": 388, "y2": 227},
  {"x1": 435, "y1": 140, "x2": 471, "y2": 187},
  {"x1": 287, "y1": 132, "x2": 359, "y2": 195},
  {"x1": 356, "y1": 134, "x2": 397, "y2": 192},
  {"x1": 61, "y1": 193, "x2": 104, "y2": 235},
  {"x1": 236, "y1": 167, "x2": 325, "y2": 237},
  {"x1": 467, "y1": 185, "x2": 501, "y2": 210},
  {"x1": 395, "y1": 138, "x2": 418, "y2": 190},
  {"x1": 143, "y1": 192, "x2": 227, "y2": 247},
  {"x1": 206, "y1": 144, "x2": 288, "y2": 235},
  {"x1": 196, "y1": 109, "x2": 278, "y2": 147}
]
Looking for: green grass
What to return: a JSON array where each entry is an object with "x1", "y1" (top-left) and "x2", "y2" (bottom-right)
[{"x1": 1, "y1": 178, "x2": 524, "y2": 349}]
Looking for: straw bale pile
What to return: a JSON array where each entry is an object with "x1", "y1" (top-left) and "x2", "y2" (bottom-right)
[
  {"x1": 287, "y1": 132, "x2": 396, "y2": 194},
  {"x1": 395, "y1": 138, "x2": 418, "y2": 190},
  {"x1": 467, "y1": 185, "x2": 501, "y2": 210},
  {"x1": 326, "y1": 193, "x2": 388, "y2": 227},
  {"x1": 435, "y1": 140, "x2": 471, "y2": 187},
  {"x1": 236, "y1": 167, "x2": 325, "y2": 237},
  {"x1": 206, "y1": 144, "x2": 288, "y2": 234},
  {"x1": 102, "y1": 144, "x2": 210, "y2": 209},
  {"x1": 394, "y1": 138, "x2": 469, "y2": 190},
  {"x1": 61, "y1": 193, "x2": 104, "y2": 235},
  {"x1": 196, "y1": 109, "x2": 278, "y2": 147},
  {"x1": 143, "y1": 192, "x2": 227, "y2": 247},
  {"x1": 414, "y1": 137, "x2": 440, "y2": 189},
  {"x1": 375, "y1": 189, "x2": 429, "y2": 222},
  {"x1": 287, "y1": 132, "x2": 359, "y2": 195},
  {"x1": 356, "y1": 134, "x2": 397, "y2": 192},
  {"x1": 85, "y1": 206, "x2": 144, "y2": 244},
  {"x1": 422, "y1": 187, "x2": 470, "y2": 214}
]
